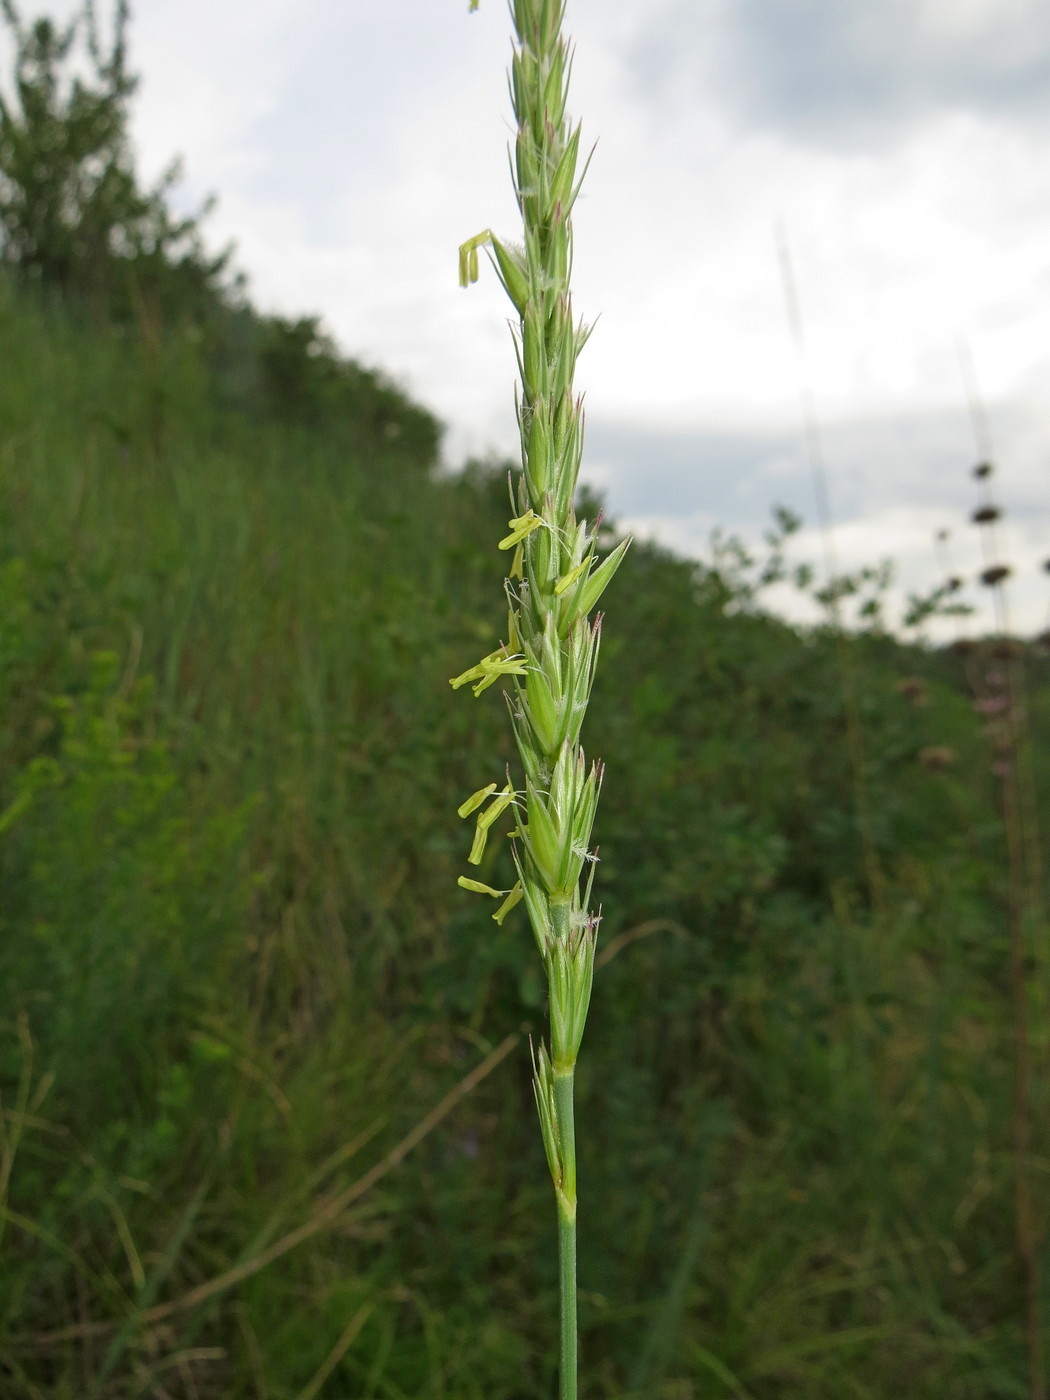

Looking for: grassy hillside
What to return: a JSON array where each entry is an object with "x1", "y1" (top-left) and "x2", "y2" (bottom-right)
[{"x1": 0, "y1": 274, "x2": 1047, "y2": 1398}]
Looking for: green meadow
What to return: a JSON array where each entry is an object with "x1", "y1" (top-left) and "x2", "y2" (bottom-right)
[
  {"x1": 1, "y1": 2, "x2": 1048, "y2": 1394},
  {"x1": 1, "y1": 271, "x2": 1047, "y2": 1398}
]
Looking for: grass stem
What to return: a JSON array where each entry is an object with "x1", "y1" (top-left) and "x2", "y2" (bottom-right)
[
  {"x1": 558, "y1": 1198, "x2": 578, "y2": 1400},
  {"x1": 555, "y1": 1068, "x2": 578, "y2": 1397}
]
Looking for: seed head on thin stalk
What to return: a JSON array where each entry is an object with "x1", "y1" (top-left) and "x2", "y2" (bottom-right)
[
  {"x1": 963, "y1": 416, "x2": 1048, "y2": 1400},
  {"x1": 450, "y1": 2, "x2": 629, "y2": 1394}
]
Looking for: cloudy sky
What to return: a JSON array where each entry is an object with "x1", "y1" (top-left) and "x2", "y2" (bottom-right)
[{"x1": 9, "y1": 0, "x2": 1049, "y2": 634}]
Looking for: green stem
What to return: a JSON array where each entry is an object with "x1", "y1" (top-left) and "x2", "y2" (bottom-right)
[
  {"x1": 558, "y1": 1203, "x2": 577, "y2": 1400},
  {"x1": 555, "y1": 1069, "x2": 577, "y2": 1400}
]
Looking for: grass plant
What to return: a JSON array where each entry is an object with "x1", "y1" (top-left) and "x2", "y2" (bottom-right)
[{"x1": 452, "y1": 2, "x2": 627, "y2": 1391}]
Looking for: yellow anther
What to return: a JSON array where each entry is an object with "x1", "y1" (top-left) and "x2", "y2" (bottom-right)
[
  {"x1": 499, "y1": 510, "x2": 545, "y2": 551},
  {"x1": 458, "y1": 876, "x2": 506, "y2": 896},
  {"x1": 554, "y1": 559, "x2": 590, "y2": 596},
  {"x1": 458, "y1": 783, "x2": 498, "y2": 819}
]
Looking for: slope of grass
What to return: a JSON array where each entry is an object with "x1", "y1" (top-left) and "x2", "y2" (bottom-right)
[{"x1": 0, "y1": 275, "x2": 1047, "y2": 1398}]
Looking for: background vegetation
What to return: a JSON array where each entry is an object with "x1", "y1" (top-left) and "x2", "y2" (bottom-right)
[{"x1": 0, "y1": 2, "x2": 1047, "y2": 1396}]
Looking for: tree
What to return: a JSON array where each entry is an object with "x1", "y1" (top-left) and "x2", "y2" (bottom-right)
[{"x1": 0, "y1": 0, "x2": 226, "y2": 315}]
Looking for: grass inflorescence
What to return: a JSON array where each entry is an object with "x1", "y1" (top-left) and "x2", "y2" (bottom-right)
[{"x1": 452, "y1": 2, "x2": 628, "y2": 1391}]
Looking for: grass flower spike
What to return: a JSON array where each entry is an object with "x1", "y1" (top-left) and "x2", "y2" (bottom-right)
[{"x1": 453, "y1": 1, "x2": 628, "y2": 1393}]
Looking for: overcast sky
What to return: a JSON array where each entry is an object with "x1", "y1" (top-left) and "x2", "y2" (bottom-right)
[{"x1": 8, "y1": 0, "x2": 1049, "y2": 635}]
